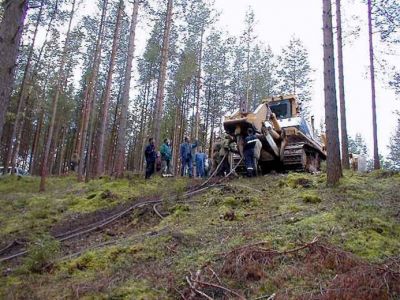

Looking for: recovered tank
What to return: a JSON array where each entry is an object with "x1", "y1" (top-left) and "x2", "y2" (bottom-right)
[{"x1": 223, "y1": 95, "x2": 326, "y2": 173}]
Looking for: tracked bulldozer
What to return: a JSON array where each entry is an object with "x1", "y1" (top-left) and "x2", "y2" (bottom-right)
[{"x1": 222, "y1": 95, "x2": 326, "y2": 174}]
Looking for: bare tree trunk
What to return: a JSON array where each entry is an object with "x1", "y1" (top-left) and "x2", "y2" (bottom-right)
[
  {"x1": 6, "y1": 0, "x2": 44, "y2": 173},
  {"x1": 114, "y1": 0, "x2": 140, "y2": 177},
  {"x1": 77, "y1": 0, "x2": 108, "y2": 181},
  {"x1": 194, "y1": 27, "x2": 204, "y2": 142},
  {"x1": 152, "y1": 0, "x2": 173, "y2": 147},
  {"x1": 335, "y1": 0, "x2": 350, "y2": 170},
  {"x1": 0, "y1": 0, "x2": 28, "y2": 142},
  {"x1": 29, "y1": 107, "x2": 44, "y2": 174},
  {"x1": 322, "y1": 0, "x2": 342, "y2": 185},
  {"x1": 39, "y1": 0, "x2": 76, "y2": 192},
  {"x1": 95, "y1": 0, "x2": 122, "y2": 177},
  {"x1": 367, "y1": 0, "x2": 380, "y2": 170}
]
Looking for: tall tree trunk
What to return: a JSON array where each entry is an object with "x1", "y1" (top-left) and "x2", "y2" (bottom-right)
[
  {"x1": 368, "y1": 0, "x2": 380, "y2": 170},
  {"x1": 29, "y1": 107, "x2": 44, "y2": 174},
  {"x1": 195, "y1": 26, "x2": 203, "y2": 142},
  {"x1": 77, "y1": 0, "x2": 108, "y2": 181},
  {"x1": 336, "y1": 0, "x2": 350, "y2": 169},
  {"x1": 152, "y1": 0, "x2": 173, "y2": 147},
  {"x1": 95, "y1": 0, "x2": 123, "y2": 177},
  {"x1": 6, "y1": 0, "x2": 44, "y2": 173},
  {"x1": 322, "y1": 0, "x2": 342, "y2": 185},
  {"x1": 39, "y1": 0, "x2": 76, "y2": 192},
  {"x1": 114, "y1": 0, "x2": 140, "y2": 177},
  {"x1": 0, "y1": 0, "x2": 28, "y2": 142}
]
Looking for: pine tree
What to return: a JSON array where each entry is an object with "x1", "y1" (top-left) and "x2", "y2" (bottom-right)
[
  {"x1": 388, "y1": 116, "x2": 400, "y2": 170},
  {"x1": 323, "y1": 0, "x2": 342, "y2": 185},
  {"x1": 277, "y1": 37, "x2": 313, "y2": 116},
  {"x1": 114, "y1": 0, "x2": 140, "y2": 177},
  {"x1": 367, "y1": 0, "x2": 380, "y2": 170},
  {"x1": 242, "y1": 6, "x2": 256, "y2": 111},
  {"x1": 0, "y1": 0, "x2": 28, "y2": 142},
  {"x1": 336, "y1": 0, "x2": 350, "y2": 169},
  {"x1": 94, "y1": 0, "x2": 123, "y2": 177},
  {"x1": 152, "y1": 0, "x2": 173, "y2": 147},
  {"x1": 40, "y1": 0, "x2": 77, "y2": 191},
  {"x1": 348, "y1": 133, "x2": 368, "y2": 155}
]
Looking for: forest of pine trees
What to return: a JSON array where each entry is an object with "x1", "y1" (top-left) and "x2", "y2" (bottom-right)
[{"x1": 0, "y1": 0, "x2": 399, "y2": 188}]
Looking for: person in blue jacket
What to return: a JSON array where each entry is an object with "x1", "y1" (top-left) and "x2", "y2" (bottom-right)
[
  {"x1": 144, "y1": 138, "x2": 157, "y2": 179},
  {"x1": 180, "y1": 136, "x2": 198, "y2": 177},
  {"x1": 243, "y1": 128, "x2": 258, "y2": 177},
  {"x1": 195, "y1": 146, "x2": 207, "y2": 178}
]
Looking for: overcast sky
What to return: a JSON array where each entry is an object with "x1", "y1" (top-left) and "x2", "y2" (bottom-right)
[
  {"x1": 78, "y1": 0, "x2": 399, "y2": 156},
  {"x1": 211, "y1": 0, "x2": 399, "y2": 156}
]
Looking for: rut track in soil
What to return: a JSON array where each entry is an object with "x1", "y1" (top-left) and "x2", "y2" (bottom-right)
[
  {"x1": 0, "y1": 156, "x2": 239, "y2": 263},
  {"x1": 0, "y1": 179, "x2": 226, "y2": 263}
]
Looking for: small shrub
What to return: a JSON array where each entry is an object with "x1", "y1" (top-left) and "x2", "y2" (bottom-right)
[
  {"x1": 287, "y1": 174, "x2": 314, "y2": 188},
  {"x1": 23, "y1": 235, "x2": 60, "y2": 273},
  {"x1": 302, "y1": 193, "x2": 322, "y2": 204},
  {"x1": 223, "y1": 196, "x2": 239, "y2": 208},
  {"x1": 100, "y1": 189, "x2": 118, "y2": 200},
  {"x1": 86, "y1": 193, "x2": 97, "y2": 199}
]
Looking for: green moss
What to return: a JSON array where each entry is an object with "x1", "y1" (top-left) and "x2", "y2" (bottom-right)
[
  {"x1": 1, "y1": 171, "x2": 400, "y2": 299},
  {"x1": 286, "y1": 173, "x2": 314, "y2": 188},
  {"x1": 22, "y1": 235, "x2": 60, "y2": 273},
  {"x1": 345, "y1": 228, "x2": 400, "y2": 261},
  {"x1": 301, "y1": 193, "x2": 322, "y2": 204},
  {"x1": 109, "y1": 279, "x2": 167, "y2": 299},
  {"x1": 223, "y1": 196, "x2": 239, "y2": 208}
]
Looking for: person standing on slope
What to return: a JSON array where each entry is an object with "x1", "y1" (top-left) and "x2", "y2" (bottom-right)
[
  {"x1": 180, "y1": 136, "x2": 198, "y2": 177},
  {"x1": 160, "y1": 138, "x2": 172, "y2": 176},
  {"x1": 243, "y1": 128, "x2": 257, "y2": 177},
  {"x1": 144, "y1": 138, "x2": 157, "y2": 179}
]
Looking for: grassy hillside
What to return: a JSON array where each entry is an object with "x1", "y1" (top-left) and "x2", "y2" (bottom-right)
[{"x1": 0, "y1": 171, "x2": 399, "y2": 299}]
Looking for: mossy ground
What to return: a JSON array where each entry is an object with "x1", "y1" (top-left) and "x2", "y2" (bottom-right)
[{"x1": 0, "y1": 171, "x2": 399, "y2": 299}]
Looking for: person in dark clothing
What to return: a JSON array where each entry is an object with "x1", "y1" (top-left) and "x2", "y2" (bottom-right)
[
  {"x1": 160, "y1": 138, "x2": 172, "y2": 176},
  {"x1": 180, "y1": 136, "x2": 198, "y2": 177},
  {"x1": 70, "y1": 152, "x2": 79, "y2": 172},
  {"x1": 144, "y1": 138, "x2": 157, "y2": 179},
  {"x1": 243, "y1": 128, "x2": 257, "y2": 177}
]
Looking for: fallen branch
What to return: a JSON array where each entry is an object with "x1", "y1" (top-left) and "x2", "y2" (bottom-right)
[
  {"x1": 186, "y1": 276, "x2": 213, "y2": 300},
  {"x1": 191, "y1": 278, "x2": 246, "y2": 300}
]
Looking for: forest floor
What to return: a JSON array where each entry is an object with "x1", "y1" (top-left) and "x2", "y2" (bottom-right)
[{"x1": 0, "y1": 170, "x2": 400, "y2": 299}]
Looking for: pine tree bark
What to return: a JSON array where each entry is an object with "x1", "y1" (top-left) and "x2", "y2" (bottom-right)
[
  {"x1": 6, "y1": 0, "x2": 45, "y2": 173},
  {"x1": 194, "y1": 26, "x2": 204, "y2": 141},
  {"x1": 39, "y1": 0, "x2": 76, "y2": 192},
  {"x1": 322, "y1": 0, "x2": 342, "y2": 185},
  {"x1": 29, "y1": 107, "x2": 44, "y2": 174},
  {"x1": 114, "y1": 0, "x2": 140, "y2": 177},
  {"x1": 77, "y1": 0, "x2": 108, "y2": 181},
  {"x1": 336, "y1": 0, "x2": 350, "y2": 169},
  {"x1": 368, "y1": 0, "x2": 380, "y2": 170},
  {"x1": 95, "y1": 0, "x2": 123, "y2": 177},
  {"x1": 152, "y1": 0, "x2": 173, "y2": 147},
  {"x1": 0, "y1": 0, "x2": 28, "y2": 142}
]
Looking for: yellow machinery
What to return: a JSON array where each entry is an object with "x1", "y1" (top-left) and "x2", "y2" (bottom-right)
[{"x1": 223, "y1": 95, "x2": 326, "y2": 173}]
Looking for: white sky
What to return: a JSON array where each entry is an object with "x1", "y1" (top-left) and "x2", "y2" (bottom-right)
[
  {"x1": 211, "y1": 0, "x2": 400, "y2": 156},
  {"x1": 71, "y1": 0, "x2": 400, "y2": 156}
]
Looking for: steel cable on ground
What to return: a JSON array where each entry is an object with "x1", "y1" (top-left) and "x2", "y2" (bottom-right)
[
  {"x1": 0, "y1": 183, "x2": 218, "y2": 263},
  {"x1": 0, "y1": 154, "x2": 242, "y2": 263}
]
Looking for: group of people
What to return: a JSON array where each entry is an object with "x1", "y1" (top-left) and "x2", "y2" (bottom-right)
[{"x1": 144, "y1": 136, "x2": 208, "y2": 179}]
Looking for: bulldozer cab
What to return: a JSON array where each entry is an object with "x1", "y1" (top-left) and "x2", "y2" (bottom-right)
[{"x1": 263, "y1": 95, "x2": 298, "y2": 120}]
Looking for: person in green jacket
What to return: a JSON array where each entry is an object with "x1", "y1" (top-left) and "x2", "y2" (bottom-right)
[{"x1": 160, "y1": 138, "x2": 172, "y2": 176}]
